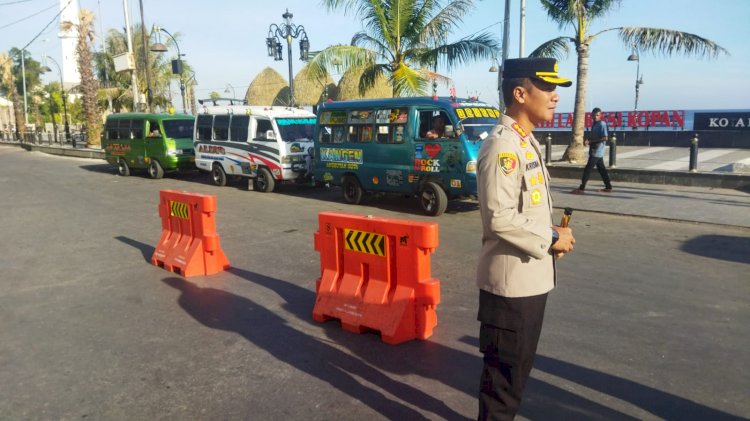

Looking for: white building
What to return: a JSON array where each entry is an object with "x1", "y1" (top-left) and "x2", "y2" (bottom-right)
[{"x1": 59, "y1": 0, "x2": 81, "y2": 90}]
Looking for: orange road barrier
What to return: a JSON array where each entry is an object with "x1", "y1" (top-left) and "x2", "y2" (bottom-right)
[
  {"x1": 151, "y1": 190, "x2": 230, "y2": 277},
  {"x1": 313, "y1": 212, "x2": 440, "y2": 344}
]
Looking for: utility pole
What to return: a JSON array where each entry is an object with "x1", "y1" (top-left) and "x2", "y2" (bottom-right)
[
  {"x1": 122, "y1": 0, "x2": 140, "y2": 111},
  {"x1": 499, "y1": 0, "x2": 511, "y2": 110}
]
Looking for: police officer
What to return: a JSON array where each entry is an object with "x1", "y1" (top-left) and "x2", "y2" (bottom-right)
[{"x1": 476, "y1": 58, "x2": 576, "y2": 420}]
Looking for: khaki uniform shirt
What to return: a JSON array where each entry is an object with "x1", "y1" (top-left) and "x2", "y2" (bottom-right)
[{"x1": 476, "y1": 115, "x2": 555, "y2": 298}]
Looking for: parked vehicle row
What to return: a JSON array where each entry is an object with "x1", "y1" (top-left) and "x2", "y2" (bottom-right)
[{"x1": 101, "y1": 97, "x2": 501, "y2": 216}]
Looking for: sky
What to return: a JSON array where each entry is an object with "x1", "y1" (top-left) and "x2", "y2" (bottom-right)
[{"x1": 2, "y1": 0, "x2": 749, "y2": 113}]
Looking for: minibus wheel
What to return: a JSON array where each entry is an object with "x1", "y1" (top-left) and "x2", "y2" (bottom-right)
[
  {"x1": 342, "y1": 175, "x2": 364, "y2": 205},
  {"x1": 117, "y1": 158, "x2": 130, "y2": 177},
  {"x1": 148, "y1": 160, "x2": 164, "y2": 179},
  {"x1": 211, "y1": 163, "x2": 227, "y2": 186},
  {"x1": 254, "y1": 167, "x2": 276, "y2": 193},
  {"x1": 419, "y1": 182, "x2": 448, "y2": 216}
]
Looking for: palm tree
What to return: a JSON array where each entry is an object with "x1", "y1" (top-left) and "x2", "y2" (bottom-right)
[
  {"x1": 4, "y1": 49, "x2": 45, "y2": 139},
  {"x1": 0, "y1": 52, "x2": 22, "y2": 139},
  {"x1": 99, "y1": 25, "x2": 191, "y2": 112},
  {"x1": 531, "y1": 0, "x2": 728, "y2": 162},
  {"x1": 62, "y1": 9, "x2": 101, "y2": 147},
  {"x1": 308, "y1": 0, "x2": 499, "y2": 97}
]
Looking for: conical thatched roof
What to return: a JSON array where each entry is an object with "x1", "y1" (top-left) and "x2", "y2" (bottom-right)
[
  {"x1": 247, "y1": 67, "x2": 288, "y2": 106},
  {"x1": 336, "y1": 69, "x2": 392, "y2": 100},
  {"x1": 293, "y1": 65, "x2": 338, "y2": 106}
]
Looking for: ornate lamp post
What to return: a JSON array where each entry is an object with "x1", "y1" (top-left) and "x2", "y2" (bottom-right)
[
  {"x1": 627, "y1": 47, "x2": 644, "y2": 119},
  {"x1": 151, "y1": 25, "x2": 186, "y2": 113},
  {"x1": 266, "y1": 9, "x2": 309, "y2": 107},
  {"x1": 42, "y1": 55, "x2": 71, "y2": 144},
  {"x1": 224, "y1": 83, "x2": 236, "y2": 99}
]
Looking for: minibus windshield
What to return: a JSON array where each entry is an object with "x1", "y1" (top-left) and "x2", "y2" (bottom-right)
[
  {"x1": 163, "y1": 119, "x2": 195, "y2": 139},
  {"x1": 453, "y1": 106, "x2": 500, "y2": 141},
  {"x1": 276, "y1": 117, "x2": 316, "y2": 142}
]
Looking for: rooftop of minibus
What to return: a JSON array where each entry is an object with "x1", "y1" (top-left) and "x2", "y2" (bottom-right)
[
  {"x1": 197, "y1": 105, "x2": 315, "y2": 118},
  {"x1": 317, "y1": 96, "x2": 496, "y2": 110},
  {"x1": 106, "y1": 112, "x2": 194, "y2": 120}
]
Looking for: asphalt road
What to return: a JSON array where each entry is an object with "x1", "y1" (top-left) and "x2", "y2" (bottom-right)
[{"x1": 1, "y1": 147, "x2": 748, "y2": 420}]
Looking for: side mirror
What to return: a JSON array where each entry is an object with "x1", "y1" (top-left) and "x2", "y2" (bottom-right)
[
  {"x1": 444, "y1": 124, "x2": 454, "y2": 138},
  {"x1": 266, "y1": 130, "x2": 277, "y2": 140}
]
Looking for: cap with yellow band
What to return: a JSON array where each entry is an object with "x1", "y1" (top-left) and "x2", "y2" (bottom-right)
[{"x1": 502, "y1": 58, "x2": 572, "y2": 87}]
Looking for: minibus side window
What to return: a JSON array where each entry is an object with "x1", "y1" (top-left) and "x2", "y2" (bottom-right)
[
  {"x1": 213, "y1": 115, "x2": 230, "y2": 141},
  {"x1": 106, "y1": 120, "x2": 119, "y2": 140},
  {"x1": 254, "y1": 119, "x2": 273, "y2": 141},
  {"x1": 375, "y1": 124, "x2": 406, "y2": 144},
  {"x1": 196, "y1": 115, "x2": 213, "y2": 140},
  {"x1": 347, "y1": 110, "x2": 374, "y2": 143},
  {"x1": 319, "y1": 126, "x2": 332, "y2": 143},
  {"x1": 118, "y1": 119, "x2": 132, "y2": 140},
  {"x1": 375, "y1": 108, "x2": 407, "y2": 144},
  {"x1": 332, "y1": 126, "x2": 346, "y2": 143},
  {"x1": 147, "y1": 120, "x2": 161, "y2": 138},
  {"x1": 230, "y1": 115, "x2": 249, "y2": 142},
  {"x1": 418, "y1": 110, "x2": 450, "y2": 139},
  {"x1": 131, "y1": 120, "x2": 143, "y2": 139}
]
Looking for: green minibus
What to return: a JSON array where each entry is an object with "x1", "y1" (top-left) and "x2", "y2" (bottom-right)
[
  {"x1": 313, "y1": 97, "x2": 500, "y2": 216},
  {"x1": 103, "y1": 113, "x2": 195, "y2": 178}
]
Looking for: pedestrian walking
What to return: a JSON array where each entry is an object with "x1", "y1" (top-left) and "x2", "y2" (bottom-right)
[
  {"x1": 475, "y1": 57, "x2": 576, "y2": 420},
  {"x1": 572, "y1": 107, "x2": 613, "y2": 194}
]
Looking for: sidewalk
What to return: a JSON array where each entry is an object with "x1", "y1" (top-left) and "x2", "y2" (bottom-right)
[{"x1": 549, "y1": 177, "x2": 750, "y2": 228}]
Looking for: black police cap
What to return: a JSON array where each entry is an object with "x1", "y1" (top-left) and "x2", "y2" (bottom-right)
[{"x1": 503, "y1": 58, "x2": 572, "y2": 87}]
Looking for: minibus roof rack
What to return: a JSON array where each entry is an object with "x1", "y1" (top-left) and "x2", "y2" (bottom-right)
[{"x1": 198, "y1": 98, "x2": 248, "y2": 106}]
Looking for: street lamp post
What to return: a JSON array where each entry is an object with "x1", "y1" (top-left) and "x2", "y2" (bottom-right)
[
  {"x1": 151, "y1": 25, "x2": 186, "y2": 114},
  {"x1": 20, "y1": 49, "x2": 28, "y2": 126},
  {"x1": 627, "y1": 47, "x2": 644, "y2": 124},
  {"x1": 186, "y1": 72, "x2": 197, "y2": 115},
  {"x1": 266, "y1": 9, "x2": 309, "y2": 107},
  {"x1": 224, "y1": 84, "x2": 236, "y2": 99},
  {"x1": 138, "y1": 0, "x2": 154, "y2": 112},
  {"x1": 42, "y1": 55, "x2": 71, "y2": 144}
]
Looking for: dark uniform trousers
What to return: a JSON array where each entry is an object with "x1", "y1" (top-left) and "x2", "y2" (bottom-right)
[{"x1": 478, "y1": 289, "x2": 548, "y2": 421}]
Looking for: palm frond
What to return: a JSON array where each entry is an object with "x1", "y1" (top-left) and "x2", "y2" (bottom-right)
[
  {"x1": 390, "y1": 62, "x2": 428, "y2": 96},
  {"x1": 351, "y1": 31, "x2": 393, "y2": 62},
  {"x1": 417, "y1": 32, "x2": 499, "y2": 71},
  {"x1": 528, "y1": 36, "x2": 574, "y2": 60},
  {"x1": 417, "y1": 0, "x2": 475, "y2": 47},
  {"x1": 619, "y1": 27, "x2": 729, "y2": 59},
  {"x1": 358, "y1": 64, "x2": 389, "y2": 95},
  {"x1": 540, "y1": 0, "x2": 621, "y2": 30},
  {"x1": 306, "y1": 44, "x2": 377, "y2": 83}
]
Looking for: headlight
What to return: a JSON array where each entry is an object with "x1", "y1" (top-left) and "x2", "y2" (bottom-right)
[{"x1": 466, "y1": 160, "x2": 477, "y2": 174}]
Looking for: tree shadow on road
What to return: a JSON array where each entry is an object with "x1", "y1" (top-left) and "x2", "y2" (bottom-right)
[
  {"x1": 681, "y1": 234, "x2": 750, "y2": 264},
  {"x1": 162, "y1": 274, "x2": 468, "y2": 420}
]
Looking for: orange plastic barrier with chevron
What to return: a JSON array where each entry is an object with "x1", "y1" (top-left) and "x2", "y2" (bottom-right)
[
  {"x1": 151, "y1": 190, "x2": 230, "y2": 277},
  {"x1": 313, "y1": 212, "x2": 440, "y2": 344}
]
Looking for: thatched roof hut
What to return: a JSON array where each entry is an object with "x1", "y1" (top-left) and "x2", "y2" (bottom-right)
[
  {"x1": 335, "y1": 69, "x2": 392, "y2": 100},
  {"x1": 247, "y1": 67, "x2": 288, "y2": 106},
  {"x1": 293, "y1": 65, "x2": 338, "y2": 106}
]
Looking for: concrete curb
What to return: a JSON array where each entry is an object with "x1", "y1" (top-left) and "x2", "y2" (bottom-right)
[
  {"x1": 547, "y1": 164, "x2": 749, "y2": 190},
  {"x1": 15, "y1": 142, "x2": 105, "y2": 160},
  {"x1": 3, "y1": 140, "x2": 748, "y2": 190}
]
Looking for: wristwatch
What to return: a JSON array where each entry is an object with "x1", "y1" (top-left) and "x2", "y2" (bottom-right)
[{"x1": 551, "y1": 229, "x2": 560, "y2": 246}]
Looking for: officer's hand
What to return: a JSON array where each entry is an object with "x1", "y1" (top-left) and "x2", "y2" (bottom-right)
[{"x1": 551, "y1": 226, "x2": 575, "y2": 259}]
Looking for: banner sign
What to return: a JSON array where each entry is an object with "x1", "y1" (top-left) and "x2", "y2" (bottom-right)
[
  {"x1": 693, "y1": 112, "x2": 750, "y2": 131},
  {"x1": 539, "y1": 110, "x2": 686, "y2": 130}
]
